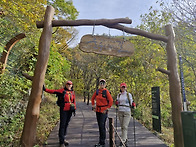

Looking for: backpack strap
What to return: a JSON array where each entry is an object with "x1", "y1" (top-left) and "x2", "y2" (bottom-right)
[
  {"x1": 127, "y1": 92, "x2": 132, "y2": 108},
  {"x1": 96, "y1": 89, "x2": 109, "y2": 106},
  {"x1": 102, "y1": 90, "x2": 107, "y2": 98},
  {"x1": 118, "y1": 92, "x2": 132, "y2": 108},
  {"x1": 118, "y1": 93, "x2": 121, "y2": 99},
  {"x1": 96, "y1": 89, "x2": 99, "y2": 95},
  {"x1": 96, "y1": 89, "x2": 107, "y2": 98}
]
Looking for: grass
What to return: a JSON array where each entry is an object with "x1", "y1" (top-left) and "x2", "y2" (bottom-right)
[
  {"x1": 0, "y1": 111, "x2": 25, "y2": 146},
  {"x1": 137, "y1": 121, "x2": 174, "y2": 147},
  {"x1": 0, "y1": 94, "x2": 60, "y2": 147},
  {"x1": 35, "y1": 94, "x2": 60, "y2": 146},
  {"x1": 134, "y1": 108, "x2": 174, "y2": 147},
  {"x1": 159, "y1": 127, "x2": 174, "y2": 147}
]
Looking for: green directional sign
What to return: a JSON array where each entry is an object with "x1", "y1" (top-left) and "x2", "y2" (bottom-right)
[{"x1": 152, "y1": 87, "x2": 161, "y2": 133}]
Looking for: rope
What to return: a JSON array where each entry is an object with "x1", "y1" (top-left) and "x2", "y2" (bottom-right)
[
  {"x1": 106, "y1": 120, "x2": 116, "y2": 147},
  {"x1": 106, "y1": 118, "x2": 126, "y2": 147},
  {"x1": 111, "y1": 123, "x2": 126, "y2": 147}
]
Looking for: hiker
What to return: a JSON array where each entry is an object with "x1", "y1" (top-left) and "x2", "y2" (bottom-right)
[
  {"x1": 91, "y1": 79, "x2": 113, "y2": 147},
  {"x1": 115, "y1": 83, "x2": 135, "y2": 147},
  {"x1": 43, "y1": 80, "x2": 76, "y2": 147}
]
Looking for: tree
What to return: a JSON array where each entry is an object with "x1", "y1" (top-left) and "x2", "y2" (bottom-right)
[
  {"x1": 20, "y1": 6, "x2": 55, "y2": 146},
  {"x1": 169, "y1": 0, "x2": 196, "y2": 31},
  {"x1": 162, "y1": 0, "x2": 196, "y2": 109}
]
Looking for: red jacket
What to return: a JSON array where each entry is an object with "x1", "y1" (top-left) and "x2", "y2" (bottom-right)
[
  {"x1": 45, "y1": 88, "x2": 76, "y2": 111},
  {"x1": 91, "y1": 88, "x2": 113, "y2": 113}
]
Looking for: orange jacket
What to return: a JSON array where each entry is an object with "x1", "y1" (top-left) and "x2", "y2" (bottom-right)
[
  {"x1": 91, "y1": 88, "x2": 113, "y2": 113},
  {"x1": 44, "y1": 88, "x2": 76, "y2": 111}
]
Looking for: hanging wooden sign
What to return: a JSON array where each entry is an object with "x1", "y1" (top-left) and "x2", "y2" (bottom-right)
[{"x1": 79, "y1": 34, "x2": 134, "y2": 57}]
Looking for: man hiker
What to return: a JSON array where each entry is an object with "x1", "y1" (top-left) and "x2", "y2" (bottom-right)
[{"x1": 91, "y1": 79, "x2": 113, "y2": 147}]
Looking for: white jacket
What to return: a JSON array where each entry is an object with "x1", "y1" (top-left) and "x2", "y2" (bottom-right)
[{"x1": 117, "y1": 91, "x2": 133, "y2": 112}]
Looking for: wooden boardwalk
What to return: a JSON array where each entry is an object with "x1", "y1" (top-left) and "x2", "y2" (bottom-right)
[{"x1": 45, "y1": 102, "x2": 168, "y2": 147}]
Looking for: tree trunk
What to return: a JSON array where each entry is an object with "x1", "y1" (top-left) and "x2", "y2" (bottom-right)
[
  {"x1": 165, "y1": 25, "x2": 183, "y2": 147},
  {"x1": 0, "y1": 33, "x2": 26, "y2": 73},
  {"x1": 87, "y1": 91, "x2": 90, "y2": 105},
  {"x1": 20, "y1": 6, "x2": 54, "y2": 147},
  {"x1": 83, "y1": 91, "x2": 86, "y2": 102}
]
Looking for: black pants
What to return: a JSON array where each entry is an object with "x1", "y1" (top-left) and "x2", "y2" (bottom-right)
[
  {"x1": 96, "y1": 112, "x2": 108, "y2": 145},
  {"x1": 59, "y1": 108, "x2": 72, "y2": 144}
]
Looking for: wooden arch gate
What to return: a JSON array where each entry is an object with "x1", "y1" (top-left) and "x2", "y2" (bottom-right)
[{"x1": 21, "y1": 6, "x2": 183, "y2": 147}]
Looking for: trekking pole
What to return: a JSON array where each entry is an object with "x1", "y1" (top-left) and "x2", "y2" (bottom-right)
[
  {"x1": 132, "y1": 108, "x2": 136, "y2": 147},
  {"x1": 115, "y1": 106, "x2": 118, "y2": 145}
]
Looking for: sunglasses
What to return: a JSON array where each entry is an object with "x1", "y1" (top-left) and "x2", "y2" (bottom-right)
[
  {"x1": 100, "y1": 82, "x2": 105, "y2": 85},
  {"x1": 121, "y1": 86, "x2": 126, "y2": 88}
]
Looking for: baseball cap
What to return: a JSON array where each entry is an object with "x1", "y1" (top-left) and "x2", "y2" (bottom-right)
[
  {"x1": 99, "y1": 79, "x2": 106, "y2": 83},
  {"x1": 120, "y1": 83, "x2": 127, "y2": 88},
  {"x1": 66, "y1": 80, "x2": 73, "y2": 85}
]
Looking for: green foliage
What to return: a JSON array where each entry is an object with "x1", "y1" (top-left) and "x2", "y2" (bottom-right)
[
  {"x1": 36, "y1": 95, "x2": 60, "y2": 145},
  {"x1": 0, "y1": 110, "x2": 25, "y2": 146},
  {"x1": 45, "y1": 43, "x2": 71, "y2": 88},
  {"x1": 0, "y1": 0, "x2": 78, "y2": 146},
  {"x1": 48, "y1": 0, "x2": 79, "y2": 20},
  {"x1": 0, "y1": 72, "x2": 29, "y2": 146},
  {"x1": 0, "y1": 0, "x2": 46, "y2": 32},
  {"x1": 0, "y1": 72, "x2": 30, "y2": 99},
  {"x1": 0, "y1": 46, "x2": 3, "y2": 53}
]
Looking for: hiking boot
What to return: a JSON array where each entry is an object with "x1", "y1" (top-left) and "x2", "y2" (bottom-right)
[
  {"x1": 94, "y1": 143, "x2": 105, "y2": 147},
  {"x1": 125, "y1": 139, "x2": 128, "y2": 147},
  {"x1": 118, "y1": 140, "x2": 128, "y2": 147},
  {"x1": 64, "y1": 140, "x2": 69, "y2": 146},
  {"x1": 59, "y1": 144, "x2": 65, "y2": 147}
]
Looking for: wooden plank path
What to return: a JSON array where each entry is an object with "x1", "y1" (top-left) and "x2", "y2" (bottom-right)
[{"x1": 45, "y1": 101, "x2": 168, "y2": 147}]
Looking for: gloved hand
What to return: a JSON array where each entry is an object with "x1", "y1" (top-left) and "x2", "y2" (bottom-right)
[
  {"x1": 73, "y1": 110, "x2": 76, "y2": 116},
  {"x1": 43, "y1": 85, "x2": 46, "y2": 91},
  {"x1": 131, "y1": 101, "x2": 136, "y2": 109},
  {"x1": 115, "y1": 100, "x2": 119, "y2": 107},
  {"x1": 92, "y1": 105, "x2": 96, "y2": 112}
]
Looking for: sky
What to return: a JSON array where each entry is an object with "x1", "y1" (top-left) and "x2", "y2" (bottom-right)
[{"x1": 70, "y1": 0, "x2": 170, "y2": 47}]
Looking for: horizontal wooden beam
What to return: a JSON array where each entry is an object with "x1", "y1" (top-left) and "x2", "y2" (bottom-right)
[
  {"x1": 36, "y1": 18, "x2": 168, "y2": 43},
  {"x1": 36, "y1": 18, "x2": 132, "y2": 28},
  {"x1": 22, "y1": 72, "x2": 33, "y2": 81},
  {"x1": 104, "y1": 24, "x2": 168, "y2": 43},
  {"x1": 157, "y1": 67, "x2": 170, "y2": 75}
]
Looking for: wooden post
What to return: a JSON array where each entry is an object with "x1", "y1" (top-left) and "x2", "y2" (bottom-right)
[
  {"x1": 20, "y1": 6, "x2": 54, "y2": 147},
  {"x1": 165, "y1": 24, "x2": 183, "y2": 147},
  {"x1": 109, "y1": 117, "x2": 115, "y2": 147}
]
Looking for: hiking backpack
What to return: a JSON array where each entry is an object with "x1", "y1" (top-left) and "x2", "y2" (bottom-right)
[
  {"x1": 56, "y1": 90, "x2": 66, "y2": 107},
  {"x1": 96, "y1": 89, "x2": 112, "y2": 105}
]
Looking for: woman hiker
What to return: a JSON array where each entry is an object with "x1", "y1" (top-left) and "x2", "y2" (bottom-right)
[
  {"x1": 91, "y1": 79, "x2": 113, "y2": 147},
  {"x1": 43, "y1": 80, "x2": 76, "y2": 147},
  {"x1": 115, "y1": 83, "x2": 135, "y2": 147}
]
